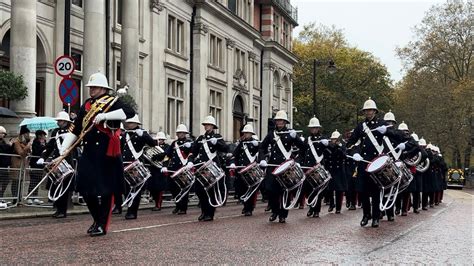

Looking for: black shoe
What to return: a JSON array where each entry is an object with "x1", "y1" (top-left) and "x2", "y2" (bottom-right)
[
  {"x1": 422, "y1": 206, "x2": 428, "y2": 210},
  {"x1": 360, "y1": 216, "x2": 369, "y2": 227},
  {"x1": 54, "y1": 212, "x2": 67, "y2": 219},
  {"x1": 203, "y1": 215, "x2": 214, "y2": 221},
  {"x1": 244, "y1": 211, "x2": 252, "y2": 216},
  {"x1": 198, "y1": 213, "x2": 205, "y2": 221},
  {"x1": 172, "y1": 208, "x2": 179, "y2": 214},
  {"x1": 312, "y1": 212, "x2": 320, "y2": 218},
  {"x1": 307, "y1": 210, "x2": 314, "y2": 217},
  {"x1": 435, "y1": 202, "x2": 439, "y2": 206},
  {"x1": 346, "y1": 202, "x2": 350, "y2": 208},
  {"x1": 87, "y1": 223, "x2": 97, "y2": 234},
  {"x1": 349, "y1": 205, "x2": 356, "y2": 210},
  {"x1": 429, "y1": 204, "x2": 434, "y2": 208},
  {"x1": 279, "y1": 217, "x2": 286, "y2": 223},
  {"x1": 52, "y1": 211, "x2": 59, "y2": 218},
  {"x1": 414, "y1": 209, "x2": 420, "y2": 214},
  {"x1": 395, "y1": 209, "x2": 400, "y2": 216},
  {"x1": 90, "y1": 225, "x2": 106, "y2": 237},
  {"x1": 265, "y1": 205, "x2": 271, "y2": 212},
  {"x1": 241, "y1": 209, "x2": 245, "y2": 214},
  {"x1": 125, "y1": 213, "x2": 137, "y2": 220},
  {"x1": 387, "y1": 215, "x2": 395, "y2": 222},
  {"x1": 371, "y1": 219, "x2": 379, "y2": 228},
  {"x1": 335, "y1": 210, "x2": 341, "y2": 214},
  {"x1": 152, "y1": 207, "x2": 162, "y2": 211},
  {"x1": 401, "y1": 212, "x2": 407, "y2": 216},
  {"x1": 112, "y1": 207, "x2": 122, "y2": 215},
  {"x1": 328, "y1": 205, "x2": 335, "y2": 212},
  {"x1": 269, "y1": 213, "x2": 278, "y2": 222},
  {"x1": 177, "y1": 210, "x2": 187, "y2": 215}
]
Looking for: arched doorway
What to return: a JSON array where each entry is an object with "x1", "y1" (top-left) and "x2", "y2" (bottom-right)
[{"x1": 233, "y1": 95, "x2": 244, "y2": 141}]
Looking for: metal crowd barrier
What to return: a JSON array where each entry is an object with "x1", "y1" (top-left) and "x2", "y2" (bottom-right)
[{"x1": 0, "y1": 153, "x2": 23, "y2": 209}]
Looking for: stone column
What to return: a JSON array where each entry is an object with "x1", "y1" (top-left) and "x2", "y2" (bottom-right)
[
  {"x1": 261, "y1": 62, "x2": 275, "y2": 137},
  {"x1": 224, "y1": 37, "x2": 235, "y2": 140},
  {"x1": 288, "y1": 75, "x2": 294, "y2": 128},
  {"x1": 10, "y1": 0, "x2": 37, "y2": 118},
  {"x1": 83, "y1": 0, "x2": 106, "y2": 97},
  {"x1": 121, "y1": 0, "x2": 139, "y2": 101}
]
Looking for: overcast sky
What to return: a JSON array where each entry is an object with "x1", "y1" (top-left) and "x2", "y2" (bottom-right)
[{"x1": 292, "y1": 0, "x2": 447, "y2": 82}]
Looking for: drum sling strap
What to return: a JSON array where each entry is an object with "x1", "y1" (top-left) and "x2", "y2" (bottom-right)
[
  {"x1": 362, "y1": 122, "x2": 384, "y2": 154},
  {"x1": 308, "y1": 138, "x2": 323, "y2": 163},
  {"x1": 274, "y1": 132, "x2": 292, "y2": 160},
  {"x1": 383, "y1": 136, "x2": 401, "y2": 160},
  {"x1": 174, "y1": 142, "x2": 188, "y2": 165},
  {"x1": 203, "y1": 139, "x2": 217, "y2": 161},
  {"x1": 125, "y1": 132, "x2": 143, "y2": 160},
  {"x1": 243, "y1": 144, "x2": 257, "y2": 163}
]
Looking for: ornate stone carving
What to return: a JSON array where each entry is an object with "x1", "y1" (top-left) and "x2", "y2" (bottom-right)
[
  {"x1": 193, "y1": 22, "x2": 209, "y2": 35},
  {"x1": 233, "y1": 69, "x2": 247, "y2": 91},
  {"x1": 225, "y1": 38, "x2": 236, "y2": 48},
  {"x1": 263, "y1": 62, "x2": 277, "y2": 71},
  {"x1": 248, "y1": 51, "x2": 256, "y2": 61},
  {"x1": 150, "y1": 0, "x2": 164, "y2": 14}
]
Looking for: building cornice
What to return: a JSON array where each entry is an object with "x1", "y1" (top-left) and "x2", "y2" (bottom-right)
[{"x1": 264, "y1": 41, "x2": 298, "y2": 65}]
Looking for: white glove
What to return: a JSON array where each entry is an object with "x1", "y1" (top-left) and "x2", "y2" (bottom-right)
[
  {"x1": 289, "y1": 129, "x2": 297, "y2": 139},
  {"x1": 161, "y1": 167, "x2": 168, "y2": 173},
  {"x1": 300, "y1": 136, "x2": 305, "y2": 142},
  {"x1": 352, "y1": 153, "x2": 363, "y2": 162},
  {"x1": 251, "y1": 140, "x2": 259, "y2": 147},
  {"x1": 136, "y1": 129, "x2": 144, "y2": 137},
  {"x1": 93, "y1": 109, "x2": 127, "y2": 124},
  {"x1": 229, "y1": 163, "x2": 236, "y2": 169},
  {"x1": 209, "y1": 137, "x2": 217, "y2": 145},
  {"x1": 183, "y1": 142, "x2": 192, "y2": 148},
  {"x1": 259, "y1": 160, "x2": 268, "y2": 167},
  {"x1": 186, "y1": 162, "x2": 194, "y2": 169},
  {"x1": 396, "y1": 143, "x2": 406, "y2": 151},
  {"x1": 36, "y1": 158, "x2": 45, "y2": 165},
  {"x1": 375, "y1": 125, "x2": 387, "y2": 134},
  {"x1": 321, "y1": 139, "x2": 329, "y2": 146},
  {"x1": 59, "y1": 133, "x2": 78, "y2": 156},
  {"x1": 296, "y1": 162, "x2": 301, "y2": 168}
]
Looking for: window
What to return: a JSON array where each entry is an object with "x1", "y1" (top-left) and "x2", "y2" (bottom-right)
[
  {"x1": 253, "y1": 105, "x2": 259, "y2": 135},
  {"x1": 283, "y1": 22, "x2": 289, "y2": 48},
  {"x1": 209, "y1": 34, "x2": 223, "y2": 68},
  {"x1": 116, "y1": 0, "x2": 122, "y2": 26},
  {"x1": 273, "y1": 13, "x2": 280, "y2": 42},
  {"x1": 167, "y1": 79, "x2": 185, "y2": 136},
  {"x1": 168, "y1": 15, "x2": 185, "y2": 54},
  {"x1": 209, "y1": 90, "x2": 223, "y2": 129},
  {"x1": 116, "y1": 62, "x2": 121, "y2": 86},
  {"x1": 273, "y1": 73, "x2": 280, "y2": 97},
  {"x1": 234, "y1": 48, "x2": 246, "y2": 73},
  {"x1": 228, "y1": 0, "x2": 236, "y2": 13},
  {"x1": 253, "y1": 62, "x2": 260, "y2": 88},
  {"x1": 72, "y1": 0, "x2": 83, "y2": 8},
  {"x1": 71, "y1": 50, "x2": 82, "y2": 72}
]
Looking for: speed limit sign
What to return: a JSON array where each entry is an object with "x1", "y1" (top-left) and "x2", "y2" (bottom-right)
[{"x1": 54, "y1": 55, "x2": 75, "y2": 77}]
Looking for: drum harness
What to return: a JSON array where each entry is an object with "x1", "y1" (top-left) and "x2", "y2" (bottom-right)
[
  {"x1": 239, "y1": 143, "x2": 262, "y2": 203},
  {"x1": 306, "y1": 136, "x2": 329, "y2": 207},
  {"x1": 199, "y1": 137, "x2": 227, "y2": 207}
]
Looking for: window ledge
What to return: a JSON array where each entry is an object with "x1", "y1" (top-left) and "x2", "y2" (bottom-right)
[
  {"x1": 208, "y1": 64, "x2": 225, "y2": 74},
  {"x1": 165, "y1": 49, "x2": 189, "y2": 61}
]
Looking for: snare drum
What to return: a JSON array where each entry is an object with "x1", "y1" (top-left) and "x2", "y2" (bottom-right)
[
  {"x1": 238, "y1": 162, "x2": 264, "y2": 187},
  {"x1": 46, "y1": 160, "x2": 75, "y2": 185},
  {"x1": 195, "y1": 160, "x2": 225, "y2": 191},
  {"x1": 272, "y1": 160, "x2": 305, "y2": 191},
  {"x1": 366, "y1": 155, "x2": 402, "y2": 189},
  {"x1": 124, "y1": 161, "x2": 151, "y2": 187},
  {"x1": 395, "y1": 161, "x2": 413, "y2": 192},
  {"x1": 171, "y1": 166, "x2": 195, "y2": 190},
  {"x1": 304, "y1": 164, "x2": 331, "y2": 190}
]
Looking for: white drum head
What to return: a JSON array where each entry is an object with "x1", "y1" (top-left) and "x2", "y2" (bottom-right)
[
  {"x1": 367, "y1": 155, "x2": 389, "y2": 173},
  {"x1": 171, "y1": 166, "x2": 187, "y2": 178},
  {"x1": 273, "y1": 160, "x2": 293, "y2": 175},
  {"x1": 239, "y1": 162, "x2": 256, "y2": 175}
]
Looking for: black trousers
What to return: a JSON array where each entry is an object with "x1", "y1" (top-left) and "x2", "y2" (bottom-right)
[
  {"x1": 422, "y1": 192, "x2": 434, "y2": 207},
  {"x1": 361, "y1": 191, "x2": 380, "y2": 220},
  {"x1": 83, "y1": 194, "x2": 114, "y2": 229},
  {"x1": 54, "y1": 190, "x2": 70, "y2": 214},
  {"x1": 170, "y1": 181, "x2": 189, "y2": 211},
  {"x1": 195, "y1": 179, "x2": 226, "y2": 217},
  {"x1": 126, "y1": 189, "x2": 142, "y2": 216}
]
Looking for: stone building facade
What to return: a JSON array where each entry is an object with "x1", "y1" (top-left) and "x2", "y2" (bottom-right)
[{"x1": 0, "y1": 0, "x2": 298, "y2": 141}]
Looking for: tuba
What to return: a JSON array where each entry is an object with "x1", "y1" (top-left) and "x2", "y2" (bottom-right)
[
  {"x1": 141, "y1": 146, "x2": 165, "y2": 168},
  {"x1": 416, "y1": 158, "x2": 430, "y2": 173},
  {"x1": 403, "y1": 151, "x2": 422, "y2": 166}
]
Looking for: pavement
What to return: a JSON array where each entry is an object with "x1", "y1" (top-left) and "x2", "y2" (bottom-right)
[{"x1": 0, "y1": 189, "x2": 472, "y2": 264}]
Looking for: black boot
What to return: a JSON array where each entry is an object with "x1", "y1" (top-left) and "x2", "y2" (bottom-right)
[
  {"x1": 90, "y1": 225, "x2": 106, "y2": 237},
  {"x1": 307, "y1": 209, "x2": 314, "y2": 217},
  {"x1": 87, "y1": 222, "x2": 97, "y2": 234},
  {"x1": 125, "y1": 213, "x2": 137, "y2": 220},
  {"x1": 198, "y1": 213, "x2": 205, "y2": 221},
  {"x1": 269, "y1": 213, "x2": 278, "y2": 222},
  {"x1": 360, "y1": 216, "x2": 369, "y2": 227},
  {"x1": 278, "y1": 217, "x2": 286, "y2": 223},
  {"x1": 371, "y1": 219, "x2": 379, "y2": 228}
]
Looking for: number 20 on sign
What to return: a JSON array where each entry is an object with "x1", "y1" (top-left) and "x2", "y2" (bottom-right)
[{"x1": 54, "y1": 55, "x2": 76, "y2": 77}]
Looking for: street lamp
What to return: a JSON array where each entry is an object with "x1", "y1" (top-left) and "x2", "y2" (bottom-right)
[{"x1": 312, "y1": 59, "x2": 336, "y2": 115}]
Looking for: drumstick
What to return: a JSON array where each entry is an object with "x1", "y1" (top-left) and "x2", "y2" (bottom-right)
[
  {"x1": 225, "y1": 165, "x2": 247, "y2": 169},
  {"x1": 346, "y1": 155, "x2": 371, "y2": 164},
  {"x1": 311, "y1": 139, "x2": 329, "y2": 143},
  {"x1": 274, "y1": 130, "x2": 303, "y2": 134},
  {"x1": 370, "y1": 124, "x2": 393, "y2": 131},
  {"x1": 198, "y1": 137, "x2": 223, "y2": 143}
]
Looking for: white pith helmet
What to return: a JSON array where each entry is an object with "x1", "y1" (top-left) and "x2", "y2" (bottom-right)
[
  {"x1": 362, "y1": 97, "x2": 378, "y2": 111},
  {"x1": 398, "y1": 121, "x2": 409, "y2": 131},
  {"x1": 383, "y1": 110, "x2": 396, "y2": 123},
  {"x1": 55, "y1": 111, "x2": 72, "y2": 123},
  {"x1": 176, "y1": 124, "x2": 189, "y2": 133},
  {"x1": 307, "y1": 116, "x2": 321, "y2": 128},
  {"x1": 241, "y1": 124, "x2": 255, "y2": 134},
  {"x1": 85, "y1": 72, "x2": 111, "y2": 89},
  {"x1": 125, "y1": 114, "x2": 141, "y2": 125},
  {"x1": 274, "y1": 110, "x2": 289, "y2": 123},
  {"x1": 330, "y1": 129, "x2": 341, "y2": 139},
  {"x1": 202, "y1": 115, "x2": 218, "y2": 129}
]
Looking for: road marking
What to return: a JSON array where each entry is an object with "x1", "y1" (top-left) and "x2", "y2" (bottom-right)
[{"x1": 112, "y1": 214, "x2": 242, "y2": 233}]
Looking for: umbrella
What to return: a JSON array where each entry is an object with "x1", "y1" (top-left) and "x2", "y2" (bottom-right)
[
  {"x1": 0, "y1": 107, "x2": 18, "y2": 118},
  {"x1": 19, "y1": 116, "x2": 58, "y2": 131}
]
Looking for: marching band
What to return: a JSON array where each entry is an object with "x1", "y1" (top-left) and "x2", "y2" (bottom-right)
[{"x1": 29, "y1": 72, "x2": 448, "y2": 237}]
